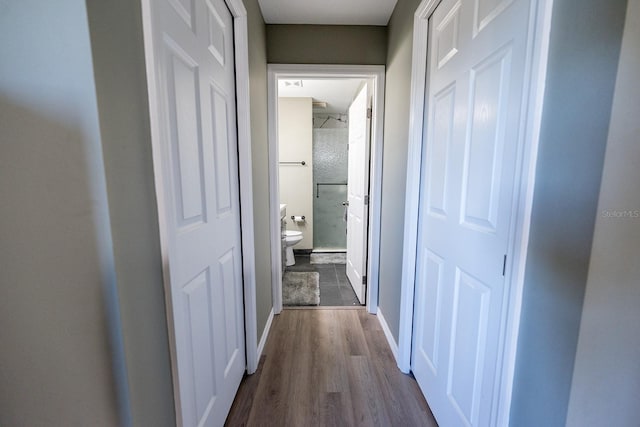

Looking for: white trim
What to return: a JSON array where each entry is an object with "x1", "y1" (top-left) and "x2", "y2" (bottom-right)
[
  {"x1": 139, "y1": 0, "x2": 182, "y2": 420},
  {"x1": 398, "y1": 0, "x2": 556, "y2": 424},
  {"x1": 267, "y1": 64, "x2": 385, "y2": 315},
  {"x1": 224, "y1": 0, "x2": 259, "y2": 376},
  {"x1": 397, "y1": 0, "x2": 438, "y2": 374},
  {"x1": 493, "y1": 0, "x2": 555, "y2": 423},
  {"x1": 267, "y1": 66, "x2": 283, "y2": 314},
  {"x1": 376, "y1": 308, "x2": 399, "y2": 362},
  {"x1": 366, "y1": 68, "x2": 385, "y2": 315},
  {"x1": 256, "y1": 308, "x2": 274, "y2": 359}
]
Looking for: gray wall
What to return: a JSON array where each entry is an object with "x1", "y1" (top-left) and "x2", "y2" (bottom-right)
[
  {"x1": 0, "y1": 0, "x2": 127, "y2": 424},
  {"x1": 510, "y1": 0, "x2": 628, "y2": 425},
  {"x1": 85, "y1": 0, "x2": 176, "y2": 425},
  {"x1": 566, "y1": 0, "x2": 640, "y2": 424},
  {"x1": 246, "y1": 0, "x2": 274, "y2": 342},
  {"x1": 378, "y1": 0, "x2": 422, "y2": 342},
  {"x1": 266, "y1": 25, "x2": 387, "y2": 65}
]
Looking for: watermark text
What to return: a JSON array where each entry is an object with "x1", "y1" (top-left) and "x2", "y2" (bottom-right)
[{"x1": 601, "y1": 209, "x2": 640, "y2": 219}]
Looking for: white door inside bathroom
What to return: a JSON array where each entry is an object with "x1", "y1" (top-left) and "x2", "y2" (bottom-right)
[
  {"x1": 411, "y1": 0, "x2": 532, "y2": 425},
  {"x1": 144, "y1": 0, "x2": 245, "y2": 425},
  {"x1": 346, "y1": 85, "x2": 371, "y2": 303}
]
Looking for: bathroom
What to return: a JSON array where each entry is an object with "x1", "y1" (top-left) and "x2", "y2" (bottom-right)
[{"x1": 278, "y1": 78, "x2": 369, "y2": 307}]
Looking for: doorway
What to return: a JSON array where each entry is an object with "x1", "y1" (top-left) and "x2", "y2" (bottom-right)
[
  {"x1": 267, "y1": 65, "x2": 385, "y2": 314},
  {"x1": 278, "y1": 79, "x2": 367, "y2": 306}
]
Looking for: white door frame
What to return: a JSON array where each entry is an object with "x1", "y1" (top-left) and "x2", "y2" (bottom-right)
[
  {"x1": 267, "y1": 64, "x2": 385, "y2": 314},
  {"x1": 140, "y1": 2, "x2": 260, "y2": 422},
  {"x1": 398, "y1": 0, "x2": 555, "y2": 424}
]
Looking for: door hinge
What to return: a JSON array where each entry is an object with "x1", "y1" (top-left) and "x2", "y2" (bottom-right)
[
  {"x1": 367, "y1": 108, "x2": 372, "y2": 119},
  {"x1": 362, "y1": 275, "x2": 367, "y2": 285},
  {"x1": 364, "y1": 195, "x2": 369, "y2": 205},
  {"x1": 502, "y1": 254, "x2": 507, "y2": 276}
]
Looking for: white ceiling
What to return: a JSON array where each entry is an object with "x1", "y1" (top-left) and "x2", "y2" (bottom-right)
[
  {"x1": 258, "y1": 0, "x2": 398, "y2": 25},
  {"x1": 278, "y1": 79, "x2": 365, "y2": 114}
]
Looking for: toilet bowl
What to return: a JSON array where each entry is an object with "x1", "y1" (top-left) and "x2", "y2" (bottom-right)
[{"x1": 284, "y1": 230, "x2": 303, "y2": 266}]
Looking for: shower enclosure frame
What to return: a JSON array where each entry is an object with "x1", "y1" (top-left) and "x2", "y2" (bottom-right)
[{"x1": 267, "y1": 64, "x2": 386, "y2": 315}]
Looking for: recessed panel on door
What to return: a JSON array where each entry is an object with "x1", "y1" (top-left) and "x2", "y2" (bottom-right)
[
  {"x1": 460, "y1": 47, "x2": 512, "y2": 233},
  {"x1": 210, "y1": 85, "x2": 232, "y2": 215},
  {"x1": 205, "y1": 0, "x2": 226, "y2": 65},
  {"x1": 165, "y1": 43, "x2": 207, "y2": 228},
  {"x1": 473, "y1": 0, "x2": 515, "y2": 35},
  {"x1": 418, "y1": 251, "x2": 446, "y2": 373},
  {"x1": 436, "y1": 1, "x2": 461, "y2": 68},
  {"x1": 446, "y1": 269, "x2": 491, "y2": 426},
  {"x1": 168, "y1": 0, "x2": 196, "y2": 30},
  {"x1": 427, "y1": 84, "x2": 456, "y2": 218},
  {"x1": 218, "y1": 248, "x2": 241, "y2": 376},
  {"x1": 181, "y1": 269, "x2": 218, "y2": 425}
]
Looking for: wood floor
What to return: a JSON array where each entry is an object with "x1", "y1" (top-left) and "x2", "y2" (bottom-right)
[{"x1": 226, "y1": 308, "x2": 438, "y2": 426}]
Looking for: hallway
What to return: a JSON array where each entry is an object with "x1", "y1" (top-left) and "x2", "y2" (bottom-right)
[{"x1": 226, "y1": 309, "x2": 438, "y2": 426}]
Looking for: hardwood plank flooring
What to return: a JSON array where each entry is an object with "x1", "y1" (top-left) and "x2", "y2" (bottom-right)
[{"x1": 226, "y1": 308, "x2": 438, "y2": 427}]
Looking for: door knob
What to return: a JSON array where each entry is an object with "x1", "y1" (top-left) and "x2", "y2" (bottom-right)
[{"x1": 342, "y1": 201, "x2": 349, "y2": 206}]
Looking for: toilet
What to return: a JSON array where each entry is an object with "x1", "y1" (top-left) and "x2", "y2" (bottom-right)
[{"x1": 284, "y1": 230, "x2": 303, "y2": 266}]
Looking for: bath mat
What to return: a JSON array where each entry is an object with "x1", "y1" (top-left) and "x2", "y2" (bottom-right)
[
  {"x1": 310, "y1": 252, "x2": 346, "y2": 264},
  {"x1": 283, "y1": 272, "x2": 320, "y2": 306}
]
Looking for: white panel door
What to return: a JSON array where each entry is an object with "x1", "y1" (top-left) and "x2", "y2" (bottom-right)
[
  {"x1": 411, "y1": 0, "x2": 531, "y2": 425},
  {"x1": 146, "y1": 0, "x2": 245, "y2": 425},
  {"x1": 346, "y1": 85, "x2": 371, "y2": 304}
]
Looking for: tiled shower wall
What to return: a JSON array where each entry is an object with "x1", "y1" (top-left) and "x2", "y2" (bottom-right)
[{"x1": 313, "y1": 116, "x2": 348, "y2": 250}]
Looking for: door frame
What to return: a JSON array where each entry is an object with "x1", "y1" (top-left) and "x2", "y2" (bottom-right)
[
  {"x1": 398, "y1": 0, "x2": 555, "y2": 424},
  {"x1": 140, "y1": 1, "x2": 260, "y2": 423},
  {"x1": 267, "y1": 64, "x2": 385, "y2": 314}
]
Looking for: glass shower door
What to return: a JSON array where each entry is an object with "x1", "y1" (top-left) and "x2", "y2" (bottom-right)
[{"x1": 313, "y1": 128, "x2": 348, "y2": 250}]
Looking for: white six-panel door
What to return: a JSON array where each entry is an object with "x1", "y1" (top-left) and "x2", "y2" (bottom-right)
[
  {"x1": 145, "y1": 0, "x2": 246, "y2": 425},
  {"x1": 346, "y1": 85, "x2": 371, "y2": 304},
  {"x1": 411, "y1": 0, "x2": 531, "y2": 424}
]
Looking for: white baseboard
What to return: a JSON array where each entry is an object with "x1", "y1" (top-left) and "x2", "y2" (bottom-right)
[
  {"x1": 376, "y1": 308, "x2": 399, "y2": 363},
  {"x1": 257, "y1": 307, "x2": 274, "y2": 360}
]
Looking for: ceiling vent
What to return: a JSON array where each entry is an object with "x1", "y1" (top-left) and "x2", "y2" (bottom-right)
[{"x1": 282, "y1": 79, "x2": 303, "y2": 88}]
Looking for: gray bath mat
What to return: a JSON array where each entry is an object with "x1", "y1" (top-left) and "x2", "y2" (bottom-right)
[
  {"x1": 310, "y1": 252, "x2": 346, "y2": 264},
  {"x1": 283, "y1": 272, "x2": 320, "y2": 306}
]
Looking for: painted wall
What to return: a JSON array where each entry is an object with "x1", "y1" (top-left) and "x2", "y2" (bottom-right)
[
  {"x1": 510, "y1": 0, "x2": 628, "y2": 425},
  {"x1": 245, "y1": 0, "x2": 274, "y2": 343},
  {"x1": 267, "y1": 25, "x2": 388, "y2": 65},
  {"x1": 85, "y1": 0, "x2": 176, "y2": 424},
  {"x1": 566, "y1": 1, "x2": 640, "y2": 424},
  {"x1": 278, "y1": 98, "x2": 314, "y2": 249},
  {"x1": 377, "y1": 0, "x2": 422, "y2": 343},
  {"x1": 0, "y1": 0, "x2": 127, "y2": 424}
]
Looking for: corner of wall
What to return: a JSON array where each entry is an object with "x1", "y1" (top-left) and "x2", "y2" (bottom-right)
[
  {"x1": 245, "y1": 0, "x2": 274, "y2": 345},
  {"x1": 377, "y1": 0, "x2": 422, "y2": 344}
]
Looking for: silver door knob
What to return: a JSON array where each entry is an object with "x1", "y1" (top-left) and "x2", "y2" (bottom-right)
[{"x1": 342, "y1": 201, "x2": 349, "y2": 206}]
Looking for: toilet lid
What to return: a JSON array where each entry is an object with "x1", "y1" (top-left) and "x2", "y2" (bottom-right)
[{"x1": 284, "y1": 230, "x2": 302, "y2": 237}]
